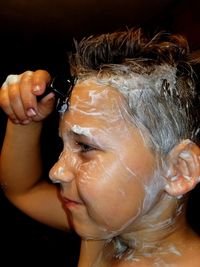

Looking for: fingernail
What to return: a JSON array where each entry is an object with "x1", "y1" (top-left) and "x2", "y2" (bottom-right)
[
  {"x1": 33, "y1": 84, "x2": 41, "y2": 92},
  {"x1": 47, "y1": 94, "x2": 55, "y2": 101},
  {"x1": 26, "y1": 108, "x2": 37, "y2": 117},
  {"x1": 43, "y1": 92, "x2": 55, "y2": 102},
  {"x1": 21, "y1": 119, "x2": 31, "y2": 125},
  {"x1": 13, "y1": 119, "x2": 20, "y2": 124}
]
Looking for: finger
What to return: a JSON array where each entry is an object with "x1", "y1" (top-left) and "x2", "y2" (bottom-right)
[
  {"x1": 8, "y1": 83, "x2": 30, "y2": 121},
  {"x1": 20, "y1": 70, "x2": 52, "y2": 117},
  {"x1": 31, "y1": 70, "x2": 52, "y2": 97},
  {"x1": 20, "y1": 71, "x2": 39, "y2": 117},
  {"x1": 1, "y1": 74, "x2": 21, "y2": 89},
  {"x1": 34, "y1": 92, "x2": 56, "y2": 121},
  {"x1": 0, "y1": 88, "x2": 20, "y2": 123}
]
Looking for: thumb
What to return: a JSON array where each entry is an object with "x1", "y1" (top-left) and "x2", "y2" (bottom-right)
[{"x1": 34, "y1": 93, "x2": 56, "y2": 121}]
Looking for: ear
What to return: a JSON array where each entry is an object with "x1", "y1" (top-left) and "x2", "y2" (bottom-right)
[{"x1": 164, "y1": 139, "x2": 200, "y2": 197}]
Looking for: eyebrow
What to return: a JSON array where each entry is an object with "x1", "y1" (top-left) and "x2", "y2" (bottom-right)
[
  {"x1": 59, "y1": 130, "x2": 90, "y2": 144},
  {"x1": 59, "y1": 124, "x2": 93, "y2": 138},
  {"x1": 70, "y1": 125, "x2": 93, "y2": 139}
]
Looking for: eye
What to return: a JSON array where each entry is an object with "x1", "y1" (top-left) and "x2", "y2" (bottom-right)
[{"x1": 77, "y1": 142, "x2": 96, "y2": 153}]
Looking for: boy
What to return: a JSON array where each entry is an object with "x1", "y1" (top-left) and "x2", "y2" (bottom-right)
[{"x1": 0, "y1": 28, "x2": 200, "y2": 266}]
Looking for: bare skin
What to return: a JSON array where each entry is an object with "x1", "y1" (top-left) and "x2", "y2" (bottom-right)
[{"x1": 1, "y1": 70, "x2": 200, "y2": 267}]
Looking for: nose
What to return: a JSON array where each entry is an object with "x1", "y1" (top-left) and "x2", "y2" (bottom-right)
[{"x1": 49, "y1": 150, "x2": 78, "y2": 184}]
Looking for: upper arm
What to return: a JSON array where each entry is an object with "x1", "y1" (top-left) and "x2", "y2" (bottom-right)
[{"x1": 6, "y1": 181, "x2": 70, "y2": 231}]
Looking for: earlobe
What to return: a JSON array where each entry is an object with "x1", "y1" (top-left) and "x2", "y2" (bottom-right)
[{"x1": 164, "y1": 139, "x2": 200, "y2": 197}]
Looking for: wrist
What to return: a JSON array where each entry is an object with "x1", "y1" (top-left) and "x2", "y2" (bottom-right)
[{"x1": 7, "y1": 119, "x2": 43, "y2": 144}]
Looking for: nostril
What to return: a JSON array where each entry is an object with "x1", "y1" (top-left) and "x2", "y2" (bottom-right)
[{"x1": 49, "y1": 177, "x2": 61, "y2": 184}]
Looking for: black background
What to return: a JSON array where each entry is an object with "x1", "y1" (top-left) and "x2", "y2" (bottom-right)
[{"x1": 0, "y1": 0, "x2": 200, "y2": 266}]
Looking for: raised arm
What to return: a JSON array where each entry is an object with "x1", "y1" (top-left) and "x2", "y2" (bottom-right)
[{"x1": 0, "y1": 70, "x2": 69, "y2": 231}]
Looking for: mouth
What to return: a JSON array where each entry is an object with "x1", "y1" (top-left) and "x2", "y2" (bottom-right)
[{"x1": 61, "y1": 196, "x2": 82, "y2": 209}]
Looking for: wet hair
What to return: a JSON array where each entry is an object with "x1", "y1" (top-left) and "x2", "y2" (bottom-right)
[{"x1": 69, "y1": 28, "x2": 200, "y2": 154}]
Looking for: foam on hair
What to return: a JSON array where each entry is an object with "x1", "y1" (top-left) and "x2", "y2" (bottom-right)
[{"x1": 69, "y1": 28, "x2": 200, "y2": 154}]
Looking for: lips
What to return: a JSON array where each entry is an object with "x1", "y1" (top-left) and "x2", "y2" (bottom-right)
[{"x1": 61, "y1": 196, "x2": 82, "y2": 208}]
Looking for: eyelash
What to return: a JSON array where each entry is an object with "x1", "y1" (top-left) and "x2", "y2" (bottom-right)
[{"x1": 76, "y1": 142, "x2": 96, "y2": 153}]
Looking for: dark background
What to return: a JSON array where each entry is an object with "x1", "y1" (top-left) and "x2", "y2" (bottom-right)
[{"x1": 0, "y1": 0, "x2": 200, "y2": 266}]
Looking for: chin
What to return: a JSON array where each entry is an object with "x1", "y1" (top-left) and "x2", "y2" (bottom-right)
[
  {"x1": 74, "y1": 223, "x2": 119, "y2": 240},
  {"x1": 70, "y1": 210, "x2": 126, "y2": 240}
]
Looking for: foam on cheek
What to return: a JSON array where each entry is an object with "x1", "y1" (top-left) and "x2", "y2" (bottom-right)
[
  {"x1": 71, "y1": 94, "x2": 162, "y2": 233},
  {"x1": 78, "y1": 160, "x2": 101, "y2": 185},
  {"x1": 110, "y1": 124, "x2": 163, "y2": 216},
  {"x1": 142, "y1": 165, "x2": 165, "y2": 214},
  {"x1": 70, "y1": 113, "x2": 150, "y2": 234},
  {"x1": 77, "y1": 159, "x2": 130, "y2": 237},
  {"x1": 115, "y1": 153, "x2": 163, "y2": 220},
  {"x1": 74, "y1": 117, "x2": 139, "y2": 186},
  {"x1": 77, "y1": 149, "x2": 144, "y2": 236}
]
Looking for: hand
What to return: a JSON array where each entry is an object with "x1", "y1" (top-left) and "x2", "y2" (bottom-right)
[{"x1": 0, "y1": 70, "x2": 55, "y2": 124}]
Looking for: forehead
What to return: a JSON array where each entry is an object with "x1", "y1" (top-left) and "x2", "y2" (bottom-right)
[
  {"x1": 60, "y1": 79, "x2": 128, "y2": 130},
  {"x1": 71, "y1": 80, "x2": 123, "y2": 112},
  {"x1": 59, "y1": 79, "x2": 153, "y2": 152}
]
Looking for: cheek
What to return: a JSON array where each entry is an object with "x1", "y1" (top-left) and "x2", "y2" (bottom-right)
[{"x1": 76, "y1": 154, "x2": 146, "y2": 230}]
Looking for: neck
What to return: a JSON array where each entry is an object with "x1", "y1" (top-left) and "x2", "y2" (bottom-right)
[
  {"x1": 114, "y1": 193, "x2": 189, "y2": 259},
  {"x1": 79, "y1": 239, "x2": 105, "y2": 267}
]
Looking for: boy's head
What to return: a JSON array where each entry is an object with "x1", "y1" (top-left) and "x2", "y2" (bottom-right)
[
  {"x1": 49, "y1": 28, "x2": 200, "y2": 240},
  {"x1": 69, "y1": 28, "x2": 200, "y2": 155}
]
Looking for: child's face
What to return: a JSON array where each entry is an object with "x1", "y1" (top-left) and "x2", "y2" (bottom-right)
[{"x1": 49, "y1": 80, "x2": 162, "y2": 239}]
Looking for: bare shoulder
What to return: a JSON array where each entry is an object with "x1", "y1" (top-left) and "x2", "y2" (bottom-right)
[{"x1": 180, "y1": 238, "x2": 200, "y2": 267}]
